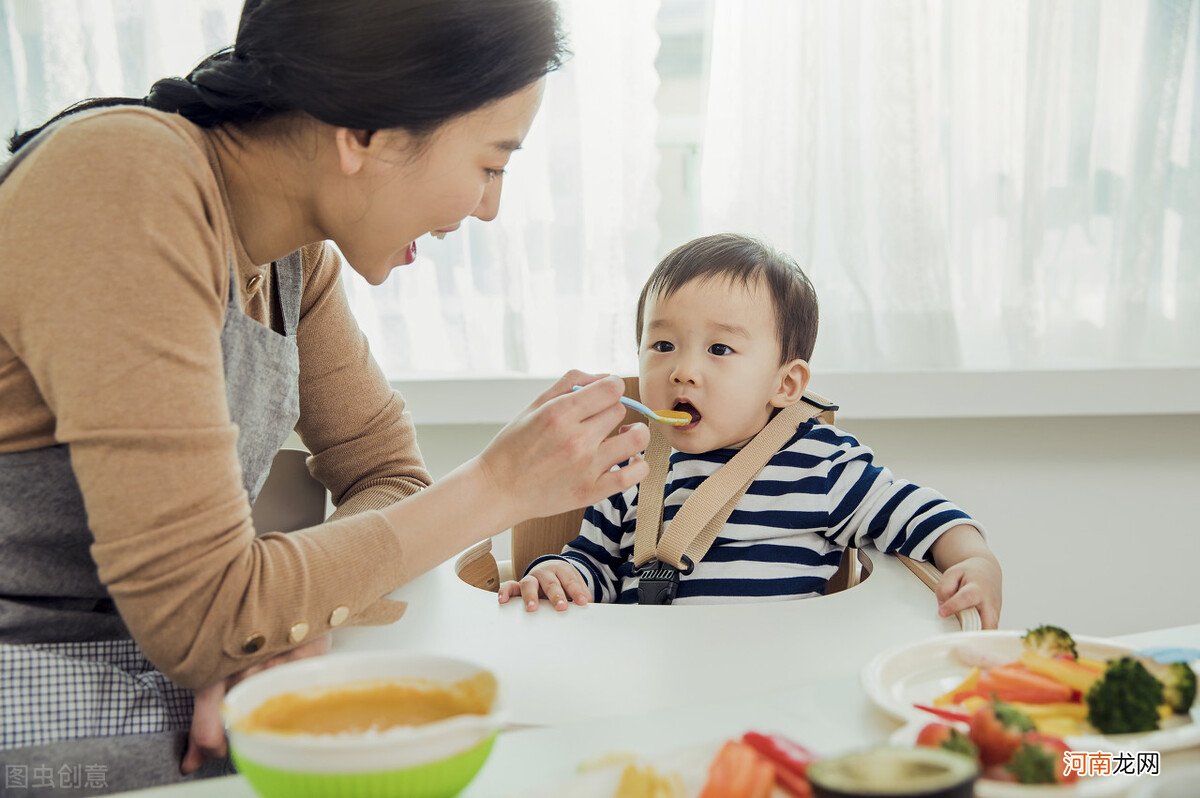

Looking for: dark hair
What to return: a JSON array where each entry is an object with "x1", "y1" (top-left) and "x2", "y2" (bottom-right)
[
  {"x1": 9, "y1": 0, "x2": 567, "y2": 153},
  {"x1": 635, "y1": 233, "x2": 819, "y2": 363}
]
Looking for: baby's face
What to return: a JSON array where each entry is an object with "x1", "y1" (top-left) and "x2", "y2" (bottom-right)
[{"x1": 639, "y1": 275, "x2": 792, "y2": 453}]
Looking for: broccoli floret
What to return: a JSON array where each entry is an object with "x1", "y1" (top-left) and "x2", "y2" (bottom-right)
[
  {"x1": 1144, "y1": 661, "x2": 1197, "y2": 715},
  {"x1": 1086, "y1": 656, "x2": 1164, "y2": 734},
  {"x1": 1006, "y1": 741, "x2": 1058, "y2": 784},
  {"x1": 941, "y1": 728, "x2": 979, "y2": 760},
  {"x1": 993, "y1": 700, "x2": 1036, "y2": 733},
  {"x1": 1022, "y1": 625, "x2": 1078, "y2": 659}
]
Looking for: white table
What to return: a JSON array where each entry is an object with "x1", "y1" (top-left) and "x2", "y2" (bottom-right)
[
  {"x1": 110, "y1": 551, "x2": 1200, "y2": 797},
  {"x1": 331, "y1": 545, "x2": 963, "y2": 726}
]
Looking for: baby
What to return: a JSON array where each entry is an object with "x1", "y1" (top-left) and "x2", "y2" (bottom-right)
[{"x1": 499, "y1": 234, "x2": 1002, "y2": 626}]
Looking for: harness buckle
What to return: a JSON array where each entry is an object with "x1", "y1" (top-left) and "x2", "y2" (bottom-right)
[{"x1": 636, "y1": 559, "x2": 680, "y2": 605}]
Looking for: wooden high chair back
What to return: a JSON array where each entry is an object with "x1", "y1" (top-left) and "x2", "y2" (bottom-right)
[
  {"x1": 507, "y1": 378, "x2": 866, "y2": 595},
  {"x1": 252, "y1": 448, "x2": 327, "y2": 533}
]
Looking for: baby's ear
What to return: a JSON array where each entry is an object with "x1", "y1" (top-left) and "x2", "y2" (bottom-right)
[{"x1": 770, "y1": 359, "x2": 811, "y2": 408}]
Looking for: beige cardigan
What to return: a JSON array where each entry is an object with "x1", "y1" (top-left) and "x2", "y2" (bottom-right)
[{"x1": 0, "y1": 108, "x2": 432, "y2": 688}]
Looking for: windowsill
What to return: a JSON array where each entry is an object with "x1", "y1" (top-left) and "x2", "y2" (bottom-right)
[{"x1": 392, "y1": 367, "x2": 1200, "y2": 425}]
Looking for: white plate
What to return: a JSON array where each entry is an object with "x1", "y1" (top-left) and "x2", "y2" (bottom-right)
[
  {"x1": 1126, "y1": 762, "x2": 1200, "y2": 798},
  {"x1": 889, "y1": 722, "x2": 1134, "y2": 797},
  {"x1": 861, "y1": 630, "x2": 1200, "y2": 754}
]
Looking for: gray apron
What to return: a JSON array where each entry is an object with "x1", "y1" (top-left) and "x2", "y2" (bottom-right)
[{"x1": 0, "y1": 125, "x2": 303, "y2": 794}]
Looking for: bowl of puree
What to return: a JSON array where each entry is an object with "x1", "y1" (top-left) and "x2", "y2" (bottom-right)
[{"x1": 222, "y1": 652, "x2": 502, "y2": 798}]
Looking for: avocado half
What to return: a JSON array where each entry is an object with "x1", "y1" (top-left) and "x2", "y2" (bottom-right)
[{"x1": 807, "y1": 746, "x2": 978, "y2": 798}]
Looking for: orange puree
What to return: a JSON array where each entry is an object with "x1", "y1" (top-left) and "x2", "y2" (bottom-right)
[{"x1": 238, "y1": 671, "x2": 497, "y2": 735}]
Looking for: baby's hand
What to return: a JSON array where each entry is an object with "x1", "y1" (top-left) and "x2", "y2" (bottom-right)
[
  {"x1": 935, "y1": 555, "x2": 1002, "y2": 629},
  {"x1": 498, "y1": 559, "x2": 591, "y2": 612}
]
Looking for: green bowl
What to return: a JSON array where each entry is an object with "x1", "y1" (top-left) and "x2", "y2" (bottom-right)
[
  {"x1": 223, "y1": 652, "x2": 502, "y2": 798},
  {"x1": 231, "y1": 732, "x2": 496, "y2": 798}
]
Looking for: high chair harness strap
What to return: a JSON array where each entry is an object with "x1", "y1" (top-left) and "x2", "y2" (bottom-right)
[{"x1": 631, "y1": 394, "x2": 830, "y2": 603}]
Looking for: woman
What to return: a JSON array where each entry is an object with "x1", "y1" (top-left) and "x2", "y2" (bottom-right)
[{"x1": 0, "y1": 0, "x2": 650, "y2": 790}]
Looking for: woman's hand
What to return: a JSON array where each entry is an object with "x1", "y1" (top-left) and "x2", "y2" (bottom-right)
[
  {"x1": 181, "y1": 680, "x2": 227, "y2": 776},
  {"x1": 498, "y1": 559, "x2": 592, "y2": 611},
  {"x1": 180, "y1": 634, "x2": 333, "y2": 775},
  {"x1": 477, "y1": 372, "x2": 649, "y2": 528}
]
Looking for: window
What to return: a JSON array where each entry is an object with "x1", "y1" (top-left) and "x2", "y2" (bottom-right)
[
  {"x1": 5, "y1": 0, "x2": 1197, "y2": 382},
  {"x1": 353, "y1": 0, "x2": 1200, "y2": 376}
]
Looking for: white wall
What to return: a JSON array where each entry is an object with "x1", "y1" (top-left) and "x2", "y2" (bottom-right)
[{"x1": 413, "y1": 414, "x2": 1200, "y2": 638}]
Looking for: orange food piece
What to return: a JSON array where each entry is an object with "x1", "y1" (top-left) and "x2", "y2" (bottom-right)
[
  {"x1": 700, "y1": 741, "x2": 776, "y2": 798},
  {"x1": 978, "y1": 665, "x2": 1073, "y2": 704}
]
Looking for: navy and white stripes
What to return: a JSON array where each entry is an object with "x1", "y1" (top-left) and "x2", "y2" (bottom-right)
[{"x1": 526, "y1": 421, "x2": 982, "y2": 604}]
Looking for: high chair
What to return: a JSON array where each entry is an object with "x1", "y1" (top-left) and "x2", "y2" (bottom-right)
[
  {"x1": 252, "y1": 447, "x2": 328, "y2": 533},
  {"x1": 455, "y1": 377, "x2": 975, "y2": 629}
]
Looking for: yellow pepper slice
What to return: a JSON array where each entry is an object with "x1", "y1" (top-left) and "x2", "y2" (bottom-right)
[
  {"x1": 1020, "y1": 651, "x2": 1101, "y2": 693},
  {"x1": 932, "y1": 667, "x2": 980, "y2": 707}
]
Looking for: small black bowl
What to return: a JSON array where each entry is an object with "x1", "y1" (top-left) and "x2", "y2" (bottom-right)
[{"x1": 808, "y1": 746, "x2": 979, "y2": 798}]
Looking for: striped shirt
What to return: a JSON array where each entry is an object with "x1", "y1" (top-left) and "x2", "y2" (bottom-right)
[{"x1": 526, "y1": 421, "x2": 982, "y2": 604}]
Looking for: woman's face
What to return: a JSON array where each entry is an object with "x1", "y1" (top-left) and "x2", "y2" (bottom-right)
[{"x1": 327, "y1": 80, "x2": 545, "y2": 284}]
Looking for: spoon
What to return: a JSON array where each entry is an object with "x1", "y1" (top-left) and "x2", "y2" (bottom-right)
[{"x1": 571, "y1": 385, "x2": 692, "y2": 426}]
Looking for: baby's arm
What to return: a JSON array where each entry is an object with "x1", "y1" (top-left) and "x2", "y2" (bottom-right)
[
  {"x1": 929, "y1": 525, "x2": 1002, "y2": 629},
  {"x1": 497, "y1": 487, "x2": 635, "y2": 611},
  {"x1": 817, "y1": 429, "x2": 1000, "y2": 627}
]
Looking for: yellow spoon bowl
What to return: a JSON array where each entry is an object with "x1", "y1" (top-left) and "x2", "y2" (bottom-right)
[
  {"x1": 649, "y1": 408, "x2": 692, "y2": 426},
  {"x1": 570, "y1": 386, "x2": 693, "y2": 426}
]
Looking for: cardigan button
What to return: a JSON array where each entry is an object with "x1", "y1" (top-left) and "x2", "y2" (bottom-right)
[
  {"x1": 288, "y1": 622, "x2": 309, "y2": 644},
  {"x1": 329, "y1": 606, "x2": 350, "y2": 627},
  {"x1": 241, "y1": 633, "x2": 266, "y2": 654},
  {"x1": 245, "y1": 274, "x2": 264, "y2": 293}
]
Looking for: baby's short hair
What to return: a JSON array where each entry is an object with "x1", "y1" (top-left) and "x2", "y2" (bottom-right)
[{"x1": 635, "y1": 233, "x2": 818, "y2": 363}]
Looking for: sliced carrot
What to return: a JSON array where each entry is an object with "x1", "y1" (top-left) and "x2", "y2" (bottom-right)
[
  {"x1": 975, "y1": 675, "x2": 1071, "y2": 705},
  {"x1": 700, "y1": 741, "x2": 776, "y2": 798},
  {"x1": 950, "y1": 687, "x2": 992, "y2": 704},
  {"x1": 986, "y1": 666, "x2": 1074, "y2": 702},
  {"x1": 981, "y1": 686, "x2": 1072, "y2": 704}
]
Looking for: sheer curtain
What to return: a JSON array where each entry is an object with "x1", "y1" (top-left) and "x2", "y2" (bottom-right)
[
  {"x1": 1, "y1": 0, "x2": 661, "y2": 380},
  {"x1": 0, "y1": 0, "x2": 243, "y2": 136},
  {"x1": 701, "y1": 0, "x2": 1200, "y2": 372},
  {"x1": 347, "y1": 0, "x2": 661, "y2": 378}
]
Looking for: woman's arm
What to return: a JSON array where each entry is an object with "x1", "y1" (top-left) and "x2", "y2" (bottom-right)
[
  {"x1": 376, "y1": 374, "x2": 650, "y2": 578},
  {"x1": 293, "y1": 242, "x2": 432, "y2": 519}
]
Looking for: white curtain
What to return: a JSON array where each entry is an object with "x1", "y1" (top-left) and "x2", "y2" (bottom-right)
[
  {"x1": 349, "y1": 0, "x2": 661, "y2": 378},
  {"x1": 701, "y1": 0, "x2": 1200, "y2": 372},
  {"x1": 0, "y1": 0, "x2": 243, "y2": 137},
  {"x1": 1, "y1": 0, "x2": 662, "y2": 380}
]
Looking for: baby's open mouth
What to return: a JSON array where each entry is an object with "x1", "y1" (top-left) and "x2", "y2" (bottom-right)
[{"x1": 673, "y1": 401, "x2": 702, "y2": 428}]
